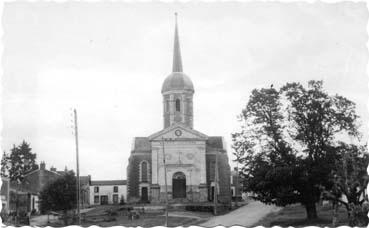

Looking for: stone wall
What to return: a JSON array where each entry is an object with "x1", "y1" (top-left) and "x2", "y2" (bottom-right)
[{"x1": 126, "y1": 153, "x2": 151, "y2": 202}]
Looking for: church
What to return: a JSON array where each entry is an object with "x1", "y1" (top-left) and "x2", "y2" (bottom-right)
[{"x1": 126, "y1": 14, "x2": 231, "y2": 204}]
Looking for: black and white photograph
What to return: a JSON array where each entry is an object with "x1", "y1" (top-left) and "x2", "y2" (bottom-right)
[{"x1": 0, "y1": 1, "x2": 368, "y2": 227}]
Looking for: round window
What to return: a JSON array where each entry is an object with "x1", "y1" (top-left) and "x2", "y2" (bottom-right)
[{"x1": 175, "y1": 129, "x2": 182, "y2": 137}]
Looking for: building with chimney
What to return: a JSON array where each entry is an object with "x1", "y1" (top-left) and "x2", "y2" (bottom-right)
[
  {"x1": 8, "y1": 162, "x2": 91, "y2": 214},
  {"x1": 126, "y1": 14, "x2": 231, "y2": 204}
]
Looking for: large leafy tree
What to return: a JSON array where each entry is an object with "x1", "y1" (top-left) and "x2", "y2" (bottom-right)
[
  {"x1": 2, "y1": 141, "x2": 38, "y2": 182},
  {"x1": 281, "y1": 81, "x2": 360, "y2": 218},
  {"x1": 233, "y1": 81, "x2": 361, "y2": 219},
  {"x1": 39, "y1": 172, "x2": 76, "y2": 225},
  {"x1": 232, "y1": 87, "x2": 302, "y2": 212}
]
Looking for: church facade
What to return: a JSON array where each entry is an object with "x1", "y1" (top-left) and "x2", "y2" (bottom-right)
[{"x1": 126, "y1": 15, "x2": 231, "y2": 204}]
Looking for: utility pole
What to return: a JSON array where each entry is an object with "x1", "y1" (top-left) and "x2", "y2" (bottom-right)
[
  {"x1": 162, "y1": 137, "x2": 169, "y2": 227},
  {"x1": 73, "y1": 109, "x2": 81, "y2": 225},
  {"x1": 214, "y1": 150, "x2": 219, "y2": 215}
]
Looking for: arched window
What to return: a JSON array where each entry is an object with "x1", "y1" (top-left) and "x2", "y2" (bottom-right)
[
  {"x1": 175, "y1": 99, "x2": 181, "y2": 112},
  {"x1": 140, "y1": 161, "x2": 148, "y2": 182}
]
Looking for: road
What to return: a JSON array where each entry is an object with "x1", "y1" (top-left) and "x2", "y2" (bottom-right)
[{"x1": 200, "y1": 200, "x2": 281, "y2": 227}]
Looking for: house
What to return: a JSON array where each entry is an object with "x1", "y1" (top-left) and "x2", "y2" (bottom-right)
[
  {"x1": 1, "y1": 177, "x2": 10, "y2": 214},
  {"x1": 89, "y1": 180, "x2": 127, "y2": 205},
  {"x1": 8, "y1": 162, "x2": 92, "y2": 213},
  {"x1": 9, "y1": 162, "x2": 63, "y2": 213},
  {"x1": 5, "y1": 161, "x2": 93, "y2": 215}
]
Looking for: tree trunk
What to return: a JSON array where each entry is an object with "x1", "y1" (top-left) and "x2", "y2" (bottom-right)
[{"x1": 304, "y1": 202, "x2": 318, "y2": 220}]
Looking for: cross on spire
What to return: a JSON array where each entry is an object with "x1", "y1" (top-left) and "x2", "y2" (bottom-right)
[{"x1": 172, "y1": 12, "x2": 183, "y2": 73}]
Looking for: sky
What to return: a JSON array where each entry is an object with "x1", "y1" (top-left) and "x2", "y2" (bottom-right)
[{"x1": 2, "y1": 2, "x2": 368, "y2": 180}]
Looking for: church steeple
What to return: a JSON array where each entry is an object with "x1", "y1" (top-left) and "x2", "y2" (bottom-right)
[
  {"x1": 172, "y1": 13, "x2": 183, "y2": 73},
  {"x1": 162, "y1": 13, "x2": 194, "y2": 129}
]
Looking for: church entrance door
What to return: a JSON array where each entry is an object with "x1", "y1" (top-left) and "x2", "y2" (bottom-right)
[
  {"x1": 141, "y1": 187, "x2": 148, "y2": 202},
  {"x1": 210, "y1": 186, "x2": 215, "y2": 201},
  {"x1": 172, "y1": 172, "x2": 186, "y2": 198}
]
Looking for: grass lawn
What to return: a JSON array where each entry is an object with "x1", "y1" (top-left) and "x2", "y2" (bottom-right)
[{"x1": 255, "y1": 204, "x2": 349, "y2": 227}]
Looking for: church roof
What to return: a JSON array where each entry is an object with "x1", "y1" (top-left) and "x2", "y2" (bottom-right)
[
  {"x1": 132, "y1": 137, "x2": 151, "y2": 151},
  {"x1": 161, "y1": 13, "x2": 194, "y2": 94},
  {"x1": 162, "y1": 72, "x2": 194, "y2": 93},
  {"x1": 172, "y1": 12, "x2": 183, "y2": 73},
  {"x1": 90, "y1": 180, "x2": 126, "y2": 186},
  {"x1": 206, "y1": 136, "x2": 226, "y2": 150}
]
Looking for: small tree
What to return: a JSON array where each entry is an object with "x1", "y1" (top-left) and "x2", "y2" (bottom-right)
[
  {"x1": 6, "y1": 141, "x2": 38, "y2": 182},
  {"x1": 39, "y1": 172, "x2": 76, "y2": 225}
]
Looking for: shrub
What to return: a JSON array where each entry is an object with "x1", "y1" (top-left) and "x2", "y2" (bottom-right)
[{"x1": 185, "y1": 205, "x2": 213, "y2": 212}]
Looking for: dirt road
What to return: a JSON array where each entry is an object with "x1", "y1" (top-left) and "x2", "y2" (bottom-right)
[{"x1": 200, "y1": 200, "x2": 281, "y2": 227}]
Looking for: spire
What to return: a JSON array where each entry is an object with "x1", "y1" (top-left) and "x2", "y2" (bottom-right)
[{"x1": 172, "y1": 12, "x2": 183, "y2": 72}]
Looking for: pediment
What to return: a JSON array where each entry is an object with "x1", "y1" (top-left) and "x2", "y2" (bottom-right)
[{"x1": 148, "y1": 123, "x2": 208, "y2": 141}]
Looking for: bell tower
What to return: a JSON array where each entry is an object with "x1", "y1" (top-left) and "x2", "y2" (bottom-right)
[{"x1": 161, "y1": 13, "x2": 194, "y2": 129}]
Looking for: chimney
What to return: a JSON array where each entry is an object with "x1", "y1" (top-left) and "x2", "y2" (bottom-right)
[
  {"x1": 50, "y1": 166, "x2": 57, "y2": 172},
  {"x1": 40, "y1": 161, "x2": 46, "y2": 170}
]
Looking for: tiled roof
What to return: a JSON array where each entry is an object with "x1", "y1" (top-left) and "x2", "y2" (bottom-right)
[
  {"x1": 90, "y1": 180, "x2": 126, "y2": 186},
  {"x1": 24, "y1": 168, "x2": 62, "y2": 177}
]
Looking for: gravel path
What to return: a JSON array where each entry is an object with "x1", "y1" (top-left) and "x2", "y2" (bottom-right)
[{"x1": 200, "y1": 200, "x2": 281, "y2": 227}]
